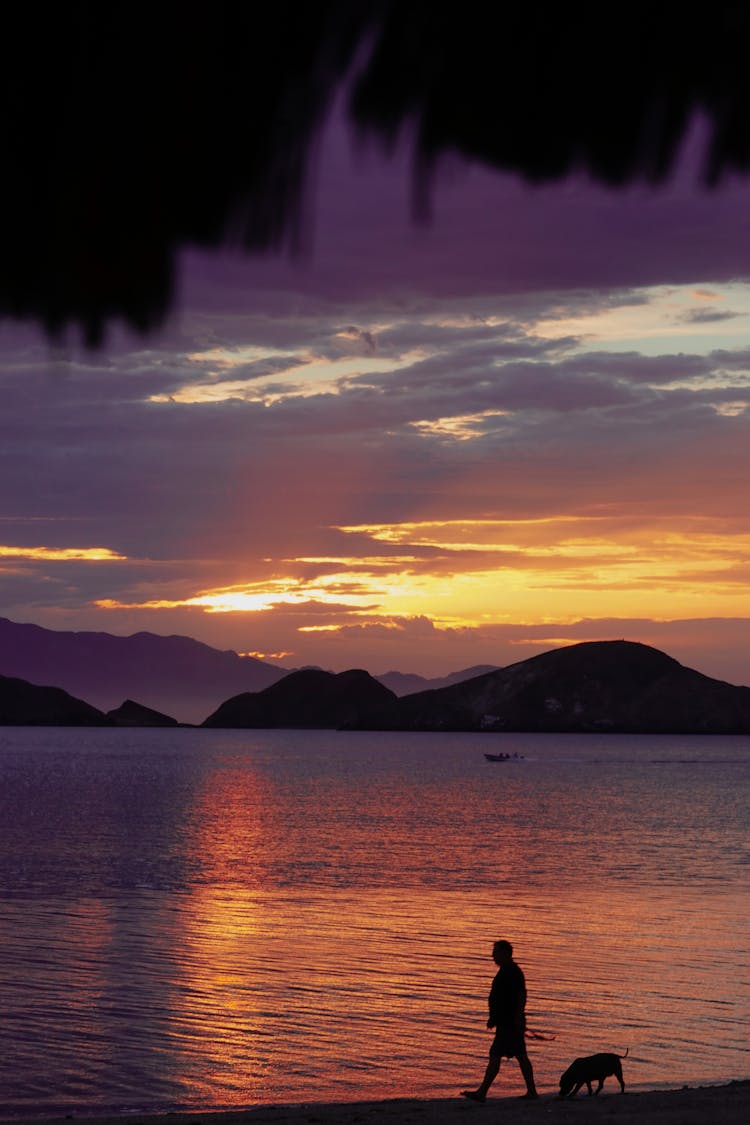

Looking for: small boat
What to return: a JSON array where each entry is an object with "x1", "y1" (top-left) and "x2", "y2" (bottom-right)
[{"x1": 484, "y1": 752, "x2": 523, "y2": 762}]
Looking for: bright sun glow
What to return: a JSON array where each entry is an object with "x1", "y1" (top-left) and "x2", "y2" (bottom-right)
[
  {"x1": 0, "y1": 545, "x2": 126, "y2": 561},
  {"x1": 93, "y1": 514, "x2": 750, "y2": 634}
]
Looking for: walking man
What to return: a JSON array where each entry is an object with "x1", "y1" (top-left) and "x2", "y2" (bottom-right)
[{"x1": 461, "y1": 939, "x2": 538, "y2": 1101}]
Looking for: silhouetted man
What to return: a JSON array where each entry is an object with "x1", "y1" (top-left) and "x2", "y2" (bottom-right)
[{"x1": 461, "y1": 939, "x2": 538, "y2": 1101}]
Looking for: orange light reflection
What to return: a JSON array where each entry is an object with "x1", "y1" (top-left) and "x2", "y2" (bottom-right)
[{"x1": 169, "y1": 762, "x2": 275, "y2": 1103}]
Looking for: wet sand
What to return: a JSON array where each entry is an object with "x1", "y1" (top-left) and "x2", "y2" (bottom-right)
[{"x1": 4, "y1": 1082, "x2": 748, "y2": 1125}]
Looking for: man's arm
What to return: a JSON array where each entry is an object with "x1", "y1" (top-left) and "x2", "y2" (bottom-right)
[
  {"x1": 513, "y1": 981, "x2": 527, "y2": 1032},
  {"x1": 487, "y1": 976, "x2": 499, "y2": 1028}
]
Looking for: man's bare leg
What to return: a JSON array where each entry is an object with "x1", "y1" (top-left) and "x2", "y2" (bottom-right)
[
  {"x1": 461, "y1": 1057, "x2": 500, "y2": 1101},
  {"x1": 517, "y1": 1049, "x2": 538, "y2": 1099}
]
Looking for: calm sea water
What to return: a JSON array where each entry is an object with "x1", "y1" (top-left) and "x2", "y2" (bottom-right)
[{"x1": 0, "y1": 727, "x2": 747, "y2": 1115}]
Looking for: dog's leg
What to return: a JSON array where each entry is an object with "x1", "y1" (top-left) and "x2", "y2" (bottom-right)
[
  {"x1": 594, "y1": 1078, "x2": 604, "y2": 1095},
  {"x1": 585, "y1": 1080, "x2": 593, "y2": 1095},
  {"x1": 614, "y1": 1064, "x2": 625, "y2": 1093}
]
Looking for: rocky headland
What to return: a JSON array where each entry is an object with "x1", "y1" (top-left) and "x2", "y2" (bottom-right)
[{"x1": 346, "y1": 639, "x2": 750, "y2": 733}]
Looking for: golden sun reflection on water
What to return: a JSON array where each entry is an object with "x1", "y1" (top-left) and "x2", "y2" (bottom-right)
[
  {"x1": 142, "y1": 880, "x2": 747, "y2": 1105},
  {"x1": 169, "y1": 765, "x2": 273, "y2": 1103}
]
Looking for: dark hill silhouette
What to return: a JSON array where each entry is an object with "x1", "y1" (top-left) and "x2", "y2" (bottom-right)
[
  {"x1": 106, "y1": 699, "x2": 179, "y2": 727},
  {"x1": 0, "y1": 617, "x2": 286, "y2": 724},
  {"x1": 203, "y1": 668, "x2": 396, "y2": 729},
  {"x1": 348, "y1": 640, "x2": 750, "y2": 733},
  {"x1": 0, "y1": 673, "x2": 107, "y2": 726},
  {"x1": 5, "y1": 2, "x2": 750, "y2": 341}
]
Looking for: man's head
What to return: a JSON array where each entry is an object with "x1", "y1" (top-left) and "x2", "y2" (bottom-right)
[{"x1": 492, "y1": 939, "x2": 513, "y2": 965}]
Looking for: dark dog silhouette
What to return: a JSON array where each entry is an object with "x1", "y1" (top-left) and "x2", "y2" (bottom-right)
[{"x1": 558, "y1": 1049, "x2": 628, "y2": 1097}]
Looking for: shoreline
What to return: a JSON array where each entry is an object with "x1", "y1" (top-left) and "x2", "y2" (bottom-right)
[{"x1": 3, "y1": 1082, "x2": 749, "y2": 1125}]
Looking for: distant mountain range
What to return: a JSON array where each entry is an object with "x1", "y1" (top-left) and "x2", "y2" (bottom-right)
[
  {"x1": 0, "y1": 616, "x2": 285, "y2": 723},
  {"x1": 376, "y1": 664, "x2": 499, "y2": 695},
  {"x1": 0, "y1": 617, "x2": 498, "y2": 723},
  {"x1": 3, "y1": 616, "x2": 750, "y2": 733}
]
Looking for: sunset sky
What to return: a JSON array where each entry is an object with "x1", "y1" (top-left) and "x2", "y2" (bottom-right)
[{"x1": 3, "y1": 107, "x2": 750, "y2": 684}]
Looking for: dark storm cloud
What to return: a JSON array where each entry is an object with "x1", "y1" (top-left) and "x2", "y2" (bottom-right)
[
  {"x1": 336, "y1": 326, "x2": 377, "y2": 354},
  {"x1": 681, "y1": 307, "x2": 743, "y2": 324},
  {"x1": 555, "y1": 351, "x2": 714, "y2": 384},
  {"x1": 708, "y1": 347, "x2": 750, "y2": 371}
]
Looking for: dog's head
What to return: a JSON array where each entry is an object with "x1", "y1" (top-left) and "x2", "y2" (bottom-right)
[{"x1": 558, "y1": 1064, "x2": 577, "y2": 1098}]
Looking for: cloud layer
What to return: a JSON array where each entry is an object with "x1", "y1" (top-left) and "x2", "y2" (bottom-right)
[{"x1": 2, "y1": 113, "x2": 750, "y2": 685}]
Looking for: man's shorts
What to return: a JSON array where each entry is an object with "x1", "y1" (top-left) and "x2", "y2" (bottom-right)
[{"x1": 489, "y1": 1027, "x2": 525, "y2": 1059}]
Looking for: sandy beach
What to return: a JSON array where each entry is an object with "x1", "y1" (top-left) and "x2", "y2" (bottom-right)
[{"x1": 4, "y1": 1082, "x2": 748, "y2": 1125}]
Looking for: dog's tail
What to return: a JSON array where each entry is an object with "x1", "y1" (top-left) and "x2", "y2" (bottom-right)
[{"x1": 619, "y1": 1047, "x2": 630, "y2": 1059}]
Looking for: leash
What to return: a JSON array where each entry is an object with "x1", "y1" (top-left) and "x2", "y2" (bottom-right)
[{"x1": 526, "y1": 1028, "x2": 556, "y2": 1041}]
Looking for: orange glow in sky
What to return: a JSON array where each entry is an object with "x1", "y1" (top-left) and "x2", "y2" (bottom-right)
[
  {"x1": 4, "y1": 254, "x2": 750, "y2": 684},
  {"x1": 0, "y1": 545, "x2": 127, "y2": 561},
  {"x1": 92, "y1": 515, "x2": 750, "y2": 636}
]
